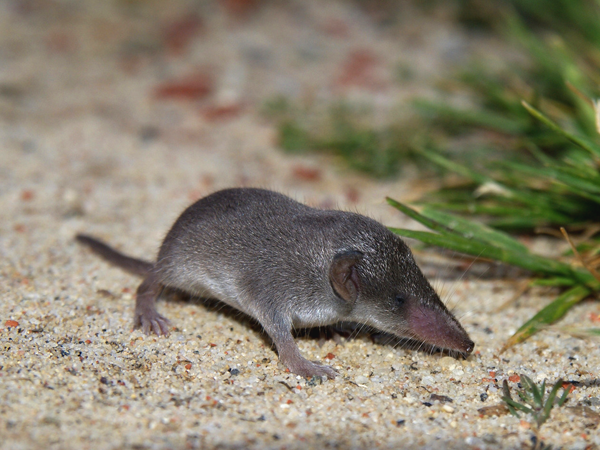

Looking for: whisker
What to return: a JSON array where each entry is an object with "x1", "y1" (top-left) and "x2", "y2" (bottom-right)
[{"x1": 444, "y1": 251, "x2": 483, "y2": 311}]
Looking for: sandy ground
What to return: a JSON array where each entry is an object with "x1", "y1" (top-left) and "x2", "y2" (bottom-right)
[{"x1": 1, "y1": 1, "x2": 600, "y2": 449}]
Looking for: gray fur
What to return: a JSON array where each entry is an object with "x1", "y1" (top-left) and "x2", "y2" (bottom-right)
[{"x1": 77, "y1": 188, "x2": 474, "y2": 379}]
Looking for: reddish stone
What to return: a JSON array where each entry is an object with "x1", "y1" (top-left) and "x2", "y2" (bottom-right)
[
  {"x1": 345, "y1": 186, "x2": 360, "y2": 203},
  {"x1": 220, "y1": 0, "x2": 260, "y2": 18},
  {"x1": 155, "y1": 73, "x2": 213, "y2": 100},
  {"x1": 337, "y1": 49, "x2": 381, "y2": 90},
  {"x1": 202, "y1": 103, "x2": 243, "y2": 122},
  {"x1": 292, "y1": 165, "x2": 321, "y2": 182}
]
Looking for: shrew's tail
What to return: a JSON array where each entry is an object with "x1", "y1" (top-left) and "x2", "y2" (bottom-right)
[{"x1": 76, "y1": 234, "x2": 153, "y2": 277}]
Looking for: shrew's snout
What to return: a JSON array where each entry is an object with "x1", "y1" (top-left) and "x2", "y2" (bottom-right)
[
  {"x1": 406, "y1": 303, "x2": 474, "y2": 355},
  {"x1": 458, "y1": 337, "x2": 475, "y2": 355}
]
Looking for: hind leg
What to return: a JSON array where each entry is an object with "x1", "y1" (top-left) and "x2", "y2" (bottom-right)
[{"x1": 134, "y1": 274, "x2": 171, "y2": 336}]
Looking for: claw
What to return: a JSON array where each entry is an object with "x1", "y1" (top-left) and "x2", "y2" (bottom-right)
[
  {"x1": 285, "y1": 358, "x2": 338, "y2": 379},
  {"x1": 135, "y1": 311, "x2": 171, "y2": 336}
]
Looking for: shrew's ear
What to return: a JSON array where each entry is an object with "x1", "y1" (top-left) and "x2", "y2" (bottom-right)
[{"x1": 329, "y1": 250, "x2": 363, "y2": 302}]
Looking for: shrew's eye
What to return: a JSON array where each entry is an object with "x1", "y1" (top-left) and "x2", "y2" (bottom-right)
[{"x1": 395, "y1": 295, "x2": 406, "y2": 306}]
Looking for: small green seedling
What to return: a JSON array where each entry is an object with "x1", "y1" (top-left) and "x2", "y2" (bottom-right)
[{"x1": 501, "y1": 375, "x2": 570, "y2": 429}]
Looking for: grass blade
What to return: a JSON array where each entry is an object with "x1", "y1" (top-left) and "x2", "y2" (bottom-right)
[
  {"x1": 557, "y1": 384, "x2": 570, "y2": 407},
  {"x1": 502, "y1": 379, "x2": 513, "y2": 400},
  {"x1": 523, "y1": 377, "x2": 541, "y2": 406},
  {"x1": 388, "y1": 227, "x2": 580, "y2": 277},
  {"x1": 578, "y1": 328, "x2": 600, "y2": 336},
  {"x1": 385, "y1": 198, "x2": 455, "y2": 236},
  {"x1": 541, "y1": 379, "x2": 565, "y2": 427},
  {"x1": 530, "y1": 277, "x2": 577, "y2": 287},
  {"x1": 522, "y1": 101, "x2": 600, "y2": 158},
  {"x1": 387, "y1": 227, "x2": 492, "y2": 256},
  {"x1": 413, "y1": 99, "x2": 526, "y2": 134},
  {"x1": 503, "y1": 397, "x2": 535, "y2": 415},
  {"x1": 418, "y1": 147, "x2": 496, "y2": 186},
  {"x1": 419, "y1": 206, "x2": 530, "y2": 253},
  {"x1": 501, "y1": 284, "x2": 593, "y2": 351}
]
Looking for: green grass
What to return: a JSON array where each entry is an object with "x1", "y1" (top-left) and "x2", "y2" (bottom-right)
[
  {"x1": 502, "y1": 375, "x2": 570, "y2": 428},
  {"x1": 501, "y1": 375, "x2": 570, "y2": 449},
  {"x1": 262, "y1": 98, "x2": 420, "y2": 178},
  {"x1": 414, "y1": 0, "x2": 600, "y2": 230}
]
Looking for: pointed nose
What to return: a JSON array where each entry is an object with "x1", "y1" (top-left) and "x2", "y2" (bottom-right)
[
  {"x1": 405, "y1": 303, "x2": 475, "y2": 355},
  {"x1": 462, "y1": 339, "x2": 475, "y2": 355}
]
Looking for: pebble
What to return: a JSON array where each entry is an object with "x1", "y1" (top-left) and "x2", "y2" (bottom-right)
[
  {"x1": 355, "y1": 375, "x2": 369, "y2": 385},
  {"x1": 438, "y1": 356, "x2": 457, "y2": 370}
]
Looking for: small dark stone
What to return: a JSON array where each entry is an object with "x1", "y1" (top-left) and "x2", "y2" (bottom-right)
[
  {"x1": 480, "y1": 393, "x2": 488, "y2": 402},
  {"x1": 482, "y1": 434, "x2": 498, "y2": 444},
  {"x1": 60, "y1": 349, "x2": 70, "y2": 357},
  {"x1": 100, "y1": 376, "x2": 109, "y2": 385},
  {"x1": 429, "y1": 394, "x2": 453, "y2": 403},
  {"x1": 568, "y1": 356, "x2": 576, "y2": 361},
  {"x1": 391, "y1": 393, "x2": 398, "y2": 399},
  {"x1": 257, "y1": 415, "x2": 266, "y2": 421},
  {"x1": 139, "y1": 126, "x2": 160, "y2": 143},
  {"x1": 422, "y1": 402, "x2": 432, "y2": 407},
  {"x1": 483, "y1": 327, "x2": 493, "y2": 334},
  {"x1": 229, "y1": 368, "x2": 240, "y2": 376},
  {"x1": 396, "y1": 419, "x2": 405, "y2": 426}
]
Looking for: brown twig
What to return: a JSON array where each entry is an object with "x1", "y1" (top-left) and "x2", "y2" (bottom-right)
[
  {"x1": 495, "y1": 279, "x2": 532, "y2": 312},
  {"x1": 560, "y1": 227, "x2": 600, "y2": 283},
  {"x1": 581, "y1": 224, "x2": 600, "y2": 241},
  {"x1": 565, "y1": 81, "x2": 595, "y2": 107},
  {"x1": 534, "y1": 227, "x2": 564, "y2": 238}
]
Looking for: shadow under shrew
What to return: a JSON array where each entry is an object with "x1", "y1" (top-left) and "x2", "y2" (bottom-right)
[{"x1": 162, "y1": 288, "x2": 470, "y2": 362}]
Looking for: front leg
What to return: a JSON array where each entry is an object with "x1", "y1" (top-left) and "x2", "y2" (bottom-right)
[
  {"x1": 263, "y1": 319, "x2": 337, "y2": 379},
  {"x1": 134, "y1": 273, "x2": 171, "y2": 336}
]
